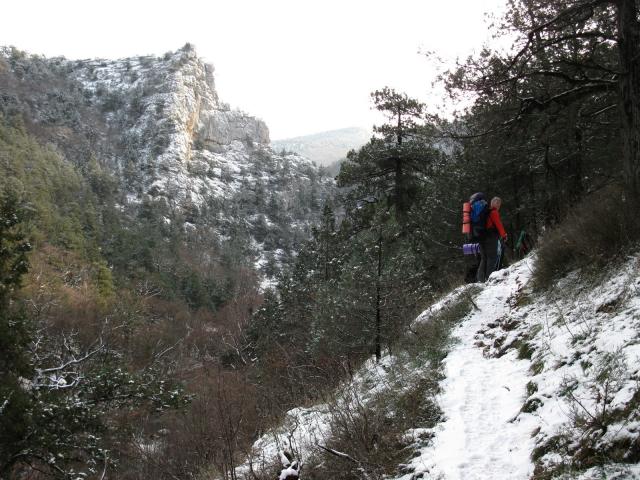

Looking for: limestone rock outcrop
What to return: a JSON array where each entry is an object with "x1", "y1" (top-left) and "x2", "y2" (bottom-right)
[{"x1": 0, "y1": 44, "x2": 333, "y2": 274}]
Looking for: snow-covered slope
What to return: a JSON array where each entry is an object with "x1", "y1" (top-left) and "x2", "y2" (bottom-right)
[{"x1": 238, "y1": 254, "x2": 640, "y2": 479}]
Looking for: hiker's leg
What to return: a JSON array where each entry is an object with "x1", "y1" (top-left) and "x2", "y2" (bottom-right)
[
  {"x1": 477, "y1": 240, "x2": 488, "y2": 282},
  {"x1": 484, "y1": 233, "x2": 500, "y2": 279}
]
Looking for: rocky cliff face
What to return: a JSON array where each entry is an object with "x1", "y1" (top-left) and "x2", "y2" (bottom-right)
[
  {"x1": 0, "y1": 44, "x2": 332, "y2": 274},
  {"x1": 65, "y1": 44, "x2": 274, "y2": 204}
]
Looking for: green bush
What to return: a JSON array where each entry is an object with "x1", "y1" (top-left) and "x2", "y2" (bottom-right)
[
  {"x1": 0, "y1": 117, "x2": 99, "y2": 255},
  {"x1": 403, "y1": 286, "x2": 481, "y2": 366},
  {"x1": 533, "y1": 185, "x2": 640, "y2": 289}
]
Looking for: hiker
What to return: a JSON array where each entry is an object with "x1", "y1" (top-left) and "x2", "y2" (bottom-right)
[{"x1": 476, "y1": 196, "x2": 507, "y2": 283}]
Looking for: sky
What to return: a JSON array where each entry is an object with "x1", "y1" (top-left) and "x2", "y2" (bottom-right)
[{"x1": 1, "y1": 0, "x2": 507, "y2": 140}]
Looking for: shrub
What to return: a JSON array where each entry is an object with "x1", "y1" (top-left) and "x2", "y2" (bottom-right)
[
  {"x1": 137, "y1": 368, "x2": 258, "y2": 480},
  {"x1": 305, "y1": 287, "x2": 478, "y2": 480},
  {"x1": 517, "y1": 340, "x2": 534, "y2": 360},
  {"x1": 533, "y1": 185, "x2": 640, "y2": 289},
  {"x1": 532, "y1": 350, "x2": 639, "y2": 478},
  {"x1": 101, "y1": 92, "x2": 124, "y2": 113},
  {"x1": 308, "y1": 377, "x2": 441, "y2": 480},
  {"x1": 403, "y1": 286, "x2": 481, "y2": 367}
]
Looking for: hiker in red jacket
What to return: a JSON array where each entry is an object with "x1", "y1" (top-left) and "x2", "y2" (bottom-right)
[{"x1": 477, "y1": 197, "x2": 508, "y2": 283}]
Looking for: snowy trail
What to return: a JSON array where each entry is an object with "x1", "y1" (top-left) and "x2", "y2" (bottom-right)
[
  {"x1": 404, "y1": 260, "x2": 537, "y2": 480},
  {"x1": 238, "y1": 255, "x2": 640, "y2": 480}
]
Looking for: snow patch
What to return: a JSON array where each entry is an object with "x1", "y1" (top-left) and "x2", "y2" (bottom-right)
[{"x1": 236, "y1": 254, "x2": 640, "y2": 480}]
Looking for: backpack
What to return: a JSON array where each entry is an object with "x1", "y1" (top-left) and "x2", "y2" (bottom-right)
[{"x1": 469, "y1": 192, "x2": 489, "y2": 240}]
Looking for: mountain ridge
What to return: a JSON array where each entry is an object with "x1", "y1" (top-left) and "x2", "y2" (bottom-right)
[
  {"x1": 0, "y1": 44, "x2": 334, "y2": 275},
  {"x1": 272, "y1": 126, "x2": 370, "y2": 166}
]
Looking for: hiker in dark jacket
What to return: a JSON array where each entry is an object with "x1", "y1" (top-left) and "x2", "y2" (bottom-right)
[{"x1": 477, "y1": 197, "x2": 507, "y2": 283}]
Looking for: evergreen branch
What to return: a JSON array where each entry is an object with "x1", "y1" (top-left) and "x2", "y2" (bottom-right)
[{"x1": 508, "y1": 0, "x2": 614, "y2": 74}]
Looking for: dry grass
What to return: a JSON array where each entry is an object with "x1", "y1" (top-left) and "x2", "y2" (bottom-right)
[{"x1": 533, "y1": 186, "x2": 640, "y2": 289}]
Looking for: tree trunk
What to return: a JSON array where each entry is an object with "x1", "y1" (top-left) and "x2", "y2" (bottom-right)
[
  {"x1": 374, "y1": 233, "x2": 382, "y2": 362},
  {"x1": 572, "y1": 121, "x2": 584, "y2": 201},
  {"x1": 616, "y1": 0, "x2": 640, "y2": 198},
  {"x1": 395, "y1": 111, "x2": 406, "y2": 218},
  {"x1": 394, "y1": 156, "x2": 405, "y2": 216}
]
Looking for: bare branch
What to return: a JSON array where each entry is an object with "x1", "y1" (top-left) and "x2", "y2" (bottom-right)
[
  {"x1": 100, "y1": 452, "x2": 108, "y2": 480},
  {"x1": 316, "y1": 444, "x2": 372, "y2": 480},
  {"x1": 37, "y1": 340, "x2": 104, "y2": 375}
]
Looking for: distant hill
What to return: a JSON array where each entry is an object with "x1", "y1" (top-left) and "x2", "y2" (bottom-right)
[{"x1": 272, "y1": 127, "x2": 371, "y2": 166}]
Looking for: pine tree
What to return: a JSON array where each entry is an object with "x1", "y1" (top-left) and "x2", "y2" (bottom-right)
[
  {"x1": 338, "y1": 87, "x2": 437, "y2": 222},
  {"x1": 446, "y1": 0, "x2": 640, "y2": 199},
  {"x1": 0, "y1": 192, "x2": 33, "y2": 476}
]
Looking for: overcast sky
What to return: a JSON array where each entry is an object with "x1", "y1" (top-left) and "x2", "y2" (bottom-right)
[{"x1": 1, "y1": 0, "x2": 507, "y2": 140}]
